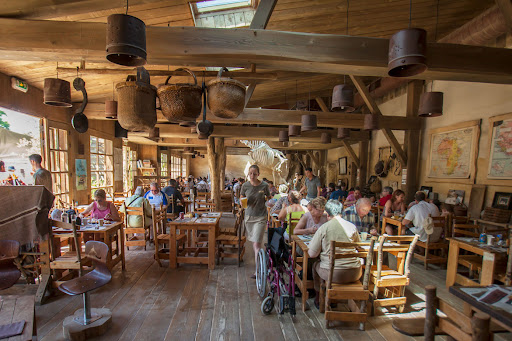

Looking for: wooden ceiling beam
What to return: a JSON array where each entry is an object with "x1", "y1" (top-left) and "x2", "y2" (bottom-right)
[
  {"x1": 342, "y1": 140, "x2": 360, "y2": 168},
  {"x1": 2, "y1": 19, "x2": 512, "y2": 84}
]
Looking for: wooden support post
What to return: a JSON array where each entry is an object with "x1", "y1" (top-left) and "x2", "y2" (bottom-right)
[
  {"x1": 471, "y1": 313, "x2": 491, "y2": 341},
  {"x1": 358, "y1": 140, "x2": 368, "y2": 188},
  {"x1": 424, "y1": 285, "x2": 438, "y2": 341},
  {"x1": 402, "y1": 80, "x2": 424, "y2": 203},
  {"x1": 207, "y1": 137, "x2": 225, "y2": 206},
  {"x1": 318, "y1": 150, "x2": 327, "y2": 186}
]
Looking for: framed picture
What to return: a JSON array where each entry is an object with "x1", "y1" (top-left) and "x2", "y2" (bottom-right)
[
  {"x1": 420, "y1": 186, "x2": 433, "y2": 196},
  {"x1": 446, "y1": 189, "x2": 465, "y2": 205},
  {"x1": 492, "y1": 192, "x2": 512, "y2": 210},
  {"x1": 339, "y1": 157, "x2": 347, "y2": 175}
]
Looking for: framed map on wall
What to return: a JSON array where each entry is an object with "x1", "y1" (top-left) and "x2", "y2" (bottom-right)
[
  {"x1": 487, "y1": 116, "x2": 512, "y2": 179},
  {"x1": 427, "y1": 121, "x2": 480, "y2": 180}
]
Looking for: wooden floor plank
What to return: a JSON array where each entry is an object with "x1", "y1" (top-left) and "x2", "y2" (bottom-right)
[
  {"x1": 164, "y1": 268, "x2": 209, "y2": 341},
  {"x1": 292, "y1": 299, "x2": 330, "y2": 340},
  {"x1": 237, "y1": 264, "x2": 256, "y2": 341},
  {"x1": 210, "y1": 266, "x2": 241, "y2": 341},
  {"x1": 195, "y1": 270, "x2": 218, "y2": 340}
]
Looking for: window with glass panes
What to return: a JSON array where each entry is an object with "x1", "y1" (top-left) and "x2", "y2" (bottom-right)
[
  {"x1": 181, "y1": 157, "x2": 187, "y2": 177},
  {"x1": 170, "y1": 155, "x2": 181, "y2": 179},
  {"x1": 48, "y1": 127, "x2": 70, "y2": 203},
  {"x1": 90, "y1": 136, "x2": 114, "y2": 197},
  {"x1": 160, "y1": 152, "x2": 168, "y2": 177}
]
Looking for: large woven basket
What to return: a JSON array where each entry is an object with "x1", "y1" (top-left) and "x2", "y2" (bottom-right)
[
  {"x1": 207, "y1": 67, "x2": 246, "y2": 119},
  {"x1": 116, "y1": 67, "x2": 156, "y2": 132},
  {"x1": 157, "y1": 68, "x2": 202, "y2": 123}
]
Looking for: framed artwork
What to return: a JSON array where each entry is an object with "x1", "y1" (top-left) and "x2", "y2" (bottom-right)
[
  {"x1": 420, "y1": 186, "x2": 433, "y2": 196},
  {"x1": 339, "y1": 157, "x2": 347, "y2": 175},
  {"x1": 446, "y1": 189, "x2": 465, "y2": 205},
  {"x1": 487, "y1": 114, "x2": 512, "y2": 180},
  {"x1": 492, "y1": 192, "x2": 512, "y2": 210},
  {"x1": 75, "y1": 159, "x2": 87, "y2": 191},
  {"x1": 427, "y1": 120, "x2": 480, "y2": 182}
]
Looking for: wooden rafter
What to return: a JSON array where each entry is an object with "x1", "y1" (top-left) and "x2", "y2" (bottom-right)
[
  {"x1": 342, "y1": 141, "x2": 360, "y2": 168},
  {"x1": 2, "y1": 19, "x2": 512, "y2": 84},
  {"x1": 349, "y1": 75, "x2": 409, "y2": 166}
]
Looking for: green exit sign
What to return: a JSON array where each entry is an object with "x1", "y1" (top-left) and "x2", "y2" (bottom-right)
[{"x1": 11, "y1": 77, "x2": 28, "y2": 93}]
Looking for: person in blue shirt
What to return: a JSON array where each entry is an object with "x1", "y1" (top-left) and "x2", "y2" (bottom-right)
[
  {"x1": 329, "y1": 185, "x2": 348, "y2": 201},
  {"x1": 144, "y1": 182, "x2": 168, "y2": 208}
]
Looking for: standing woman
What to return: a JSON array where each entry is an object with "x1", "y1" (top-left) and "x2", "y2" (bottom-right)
[{"x1": 240, "y1": 165, "x2": 271, "y2": 278}]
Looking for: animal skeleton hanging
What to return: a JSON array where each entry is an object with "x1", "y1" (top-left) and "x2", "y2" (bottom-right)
[{"x1": 240, "y1": 140, "x2": 288, "y2": 184}]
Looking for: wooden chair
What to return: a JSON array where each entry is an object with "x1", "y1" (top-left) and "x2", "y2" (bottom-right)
[
  {"x1": 393, "y1": 285, "x2": 491, "y2": 341},
  {"x1": 216, "y1": 211, "x2": 246, "y2": 266},
  {"x1": 153, "y1": 207, "x2": 187, "y2": 267},
  {"x1": 369, "y1": 234, "x2": 419, "y2": 314},
  {"x1": 195, "y1": 192, "x2": 214, "y2": 212},
  {"x1": 0, "y1": 240, "x2": 21, "y2": 290},
  {"x1": 286, "y1": 210, "x2": 304, "y2": 236},
  {"x1": 414, "y1": 216, "x2": 449, "y2": 269},
  {"x1": 320, "y1": 238, "x2": 376, "y2": 330},
  {"x1": 122, "y1": 202, "x2": 150, "y2": 251},
  {"x1": 452, "y1": 223, "x2": 480, "y2": 238}
]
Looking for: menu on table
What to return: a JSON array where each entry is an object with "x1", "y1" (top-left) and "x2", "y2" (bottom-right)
[
  {"x1": 460, "y1": 285, "x2": 512, "y2": 313},
  {"x1": 174, "y1": 217, "x2": 197, "y2": 223},
  {"x1": 202, "y1": 212, "x2": 221, "y2": 217},
  {"x1": 196, "y1": 217, "x2": 217, "y2": 223}
]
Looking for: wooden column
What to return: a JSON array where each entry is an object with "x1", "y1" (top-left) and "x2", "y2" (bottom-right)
[
  {"x1": 207, "y1": 136, "x2": 225, "y2": 206},
  {"x1": 401, "y1": 80, "x2": 424, "y2": 203},
  {"x1": 358, "y1": 140, "x2": 368, "y2": 188}
]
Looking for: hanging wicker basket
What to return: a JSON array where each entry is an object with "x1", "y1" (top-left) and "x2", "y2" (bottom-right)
[
  {"x1": 207, "y1": 67, "x2": 246, "y2": 119},
  {"x1": 116, "y1": 67, "x2": 156, "y2": 132},
  {"x1": 157, "y1": 68, "x2": 202, "y2": 124}
]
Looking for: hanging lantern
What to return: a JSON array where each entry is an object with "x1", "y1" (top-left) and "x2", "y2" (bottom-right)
[
  {"x1": 363, "y1": 114, "x2": 380, "y2": 130},
  {"x1": 331, "y1": 84, "x2": 355, "y2": 112},
  {"x1": 279, "y1": 130, "x2": 289, "y2": 142},
  {"x1": 105, "y1": 100, "x2": 118, "y2": 119},
  {"x1": 301, "y1": 114, "x2": 317, "y2": 132},
  {"x1": 388, "y1": 28, "x2": 427, "y2": 77},
  {"x1": 418, "y1": 92, "x2": 443, "y2": 117},
  {"x1": 106, "y1": 14, "x2": 147, "y2": 66},
  {"x1": 321, "y1": 132, "x2": 331, "y2": 144},
  {"x1": 337, "y1": 128, "x2": 350, "y2": 139},
  {"x1": 288, "y1": 125, "x2": 301, "y2": 137},
  {"x1": 43, "y1": 78, "x2": 72, "y2": 107}
]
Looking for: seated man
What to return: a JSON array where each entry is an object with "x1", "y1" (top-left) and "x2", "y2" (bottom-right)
[
  {"x1": 119, "y1": 186, "x2": 153, "y2": 235},
  {"x1": 402, "y1": 191, "x2": 440, "y2": 242},
  {"x1": 343, "y1": 187, "x2": 362, "y2": 207},
  {"x1": 144, "y1": 182, "x2": 168, "y2": 208},
  {"x1": 379, "y1": 186, "x2": 393, "y2": 206},
  {"x1": 342, "y1": 198, "x2": 378, "y2": 236},
  {"x1": 162, "y1": 179, "x2": 185, "y2": 214},
  {"x1": 329, "y1": 185, "x2": 344, "y2": 201}
]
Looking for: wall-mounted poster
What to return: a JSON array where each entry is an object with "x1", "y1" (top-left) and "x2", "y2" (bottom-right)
[
  {"x1": 75, "y1": 159, "x2": 87, "y2": 191},
  {"x1": 339, "y1": 157, "x2": 347, "y2": 175},
  {"x1": 487, "y1": 118, "x2": 512, "y2": 179},
  {"x1": 428, "y1": 123, "x2": 479, "y2": 179}
]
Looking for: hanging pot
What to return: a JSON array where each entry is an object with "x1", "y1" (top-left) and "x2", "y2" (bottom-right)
[
  {"x1": 321, "y1": 132, "x2": 331, "y2": 144},
  {"x1": 116, "y1": 67, "x2": 157, "y2": 132},
  {"x1": 363, "y1": 114, "x2": 380, "y2": 130},
  {"x1": 288, "y1": 125, "x2": 301, "y2": 137},
  {"x1": 157, "y1": 68, "x2": 202, "y2": 124},
  {"x1": 279, "y1": 130, "x2": 289, "y2": 142},
  {"x1": 105, "y1": 100, "x2": 118, "y2": 119},
  {"x1": 388, "y1": 28, "x2": 428, "y2": 77},
  {"x1": 106, "y1": 14, "x2": 147, "y2": 67},
  {"x1": 331, "y1": 84, "x2": 355, "y2": 112},
  {"x1": 44, "y1": 78, "x2": 72, "y2": 107},
  {"x1": 301, "y1": 114, "x2": 317, "y2": 132},
  {"x1": 418, "y1": 92, "x2": 443, "y2": 117},
  {"x1": 207, "y1": 67, "x2": 246, "y2": 118},
  {"x1": 71, "y1": 78, "x2": 89, "y2": 133},
  {"x1": 197, "y1": 78, "x2": 214, "y2": 140},
  {"x1": 337, "y1": 127, "x2": 350, "y2": 139}
]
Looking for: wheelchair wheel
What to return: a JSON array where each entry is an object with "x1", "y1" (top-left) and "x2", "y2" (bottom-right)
[
  {"x1": 261, "y1": 295, "x2": 274, "y2": 315},
  {"x1": 256, "y1": 249, "x2": 268, "y2": 298}
]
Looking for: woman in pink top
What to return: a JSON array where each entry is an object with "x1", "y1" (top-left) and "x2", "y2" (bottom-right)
[{"x1": 81, "y1": 189, "x2": 121, "y2": 221}]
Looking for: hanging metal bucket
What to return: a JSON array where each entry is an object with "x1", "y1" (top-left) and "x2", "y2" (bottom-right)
[
  {"x1": 279, "y1": 130, "x2": 289, "y2": 142},
  {"x1": 157, "y1": 68, "x2": 202, "y2": 124},
  {"x1": 321, "y1": 132, "x2": 331, "y2": 144},
  {"x1": 44, "y1": 78, "x2": 72, "y2": 107},
  {"x1": 301, "y1": 114, "x2": 317, "y2": 132},
  {"x1": 106, "y1": 14, "x2": 147, "y2": 66},
  {"x1": 105, "y1": 100, "x2": 118, "y2": 119},
  {"x1": 207, "y1": 67, "x2": 246, "y2": 118},
  {"x1": 288, "y1": 125, "x2": 301, "y2": 137},
  {"x1": 363, "y1": 114, "x2": 380, "y2": 130},
  {"x1": 418, "y1": 92, "x2": 443, "y2": 117},
  {"x1": 388, "y1": 28, "x2": 427, "y2": 77},
  {"x1": 116, "y1": 67, "x2": 157, "y2": 132},
  {"x1": 337, "y1": 127, "x2": 350, "y2": 139},
  {"x1": 331, "y1": 84, "x2": 355, "y2": 112}
]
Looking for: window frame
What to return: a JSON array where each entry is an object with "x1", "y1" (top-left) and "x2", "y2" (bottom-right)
[{"x1": 90, "y1": 135, "x2": 114, "y2": 197}]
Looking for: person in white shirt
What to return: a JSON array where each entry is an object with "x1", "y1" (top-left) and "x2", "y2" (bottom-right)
[
  {"x1": 143, "y1": 182, "x2": 168, "y2": 208},
  {"x1": 402, "y1": 191, "x2": 440, "y2": 242}
]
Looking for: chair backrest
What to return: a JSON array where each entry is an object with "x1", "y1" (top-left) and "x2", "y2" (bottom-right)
[
  {"x1": 123, "y1": 202, "x2": 146, "y2": 227},
  {"x1": 50, "y1": 219, "x2": 82, "y2": 274},
  {"x1": 0, "y1": 240, "x2": 20, "y2": 259},
  {"x1": 152, "y1": 206, "x2": 167, "y2": 237},
  {"x1": 168, "y1": 194, "x2": 175, "y2": 213},
  {"x1": 431, "y1": 215, "x2": 447, "y2": 241},
  {"x1": 452, "y1": 223, "x2": 480, "y2": 238},
  {"x1": 376, "y1": 234, "x2": 418, "y2": 278},
  {"x1": 287, "y1": 210, "x2": 305, "y2": 236},
  {"x1": 327, "y1": 238, "x2": 376, "y2": 290}
]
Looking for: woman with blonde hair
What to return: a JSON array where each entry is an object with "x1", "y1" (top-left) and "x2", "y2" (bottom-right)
[
  {"x1": 293, "y1": 196, "x2": 327, "y2": 235},
  {"x1": 80, "y1": 189, "x2": 121, "y2": 221}
]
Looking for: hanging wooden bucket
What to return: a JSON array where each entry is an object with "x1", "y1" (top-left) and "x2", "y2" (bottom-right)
[
  {"x1": 301, "y1": 114, "x2": 317, "y2": 132},
  {"x1": 321, "y1": 132, "x2": 331, "y2": 144},
  {"x1": 105, "y1": 100, "x2": 118, "y2": 119},
  {"x1": 106, "y1": 14, "x2": 147, "y2": 67},
  {"x1": 207, "y1": 67, "x2": 246, "y2": 119},
  {"x1": 289, "y1": 125, "x2": 301, "y2": 137},
  {"x1": 157, "y1": 68, "x2": 202, "y2": 124},
  {"x1": 388, "y1": 28, "x2": 427, "y2": 77},
  {"x1": 331, "y1": 84, "x2": 355, "y2": 112},
  {"x1": 337, "y1": 127, "x2": 350, "y2": 139},
  {"x1": 116, "y1": 67, "x2": 157, "y2": 132},
  {"x1": 418, "y1": 92, "x2": 443, "y2": 117},
  {"x1": 363, "y1": 114, "x2": 380, "y2": 130},
  {"x1": 44, "y1": 78, "x2": 72, "y2": 107},
  {"x1": 279, "y1": 130, "x2": 289, "y2": 142}
]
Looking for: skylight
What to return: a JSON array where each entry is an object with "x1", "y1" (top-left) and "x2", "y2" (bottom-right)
[{"x1": 195, "y1": 0, "x2": 252, "y2": 13}]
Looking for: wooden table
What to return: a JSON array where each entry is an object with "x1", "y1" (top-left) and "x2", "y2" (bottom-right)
[
  {"x1": 381, "y1": 217, "x2": 405, "y2": 235},
  {"x1": 446, "y1": 237, "x2": 507, "y2": 288},
  {"x1": 53, "y1": 221, "x2": 126, "y2": 271},
  {"x1": 291, "y1": 234, "x2": 314, "y2": 312},
  {"x1": 0, "y1": 295, "x2": 36, "y2": 340},
  {"x1": 168, "y1": 214, "x2": 221, "y2": 270},
  {"x1": 449, "y1": 285, "x2": 512, "y2": 332}
]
